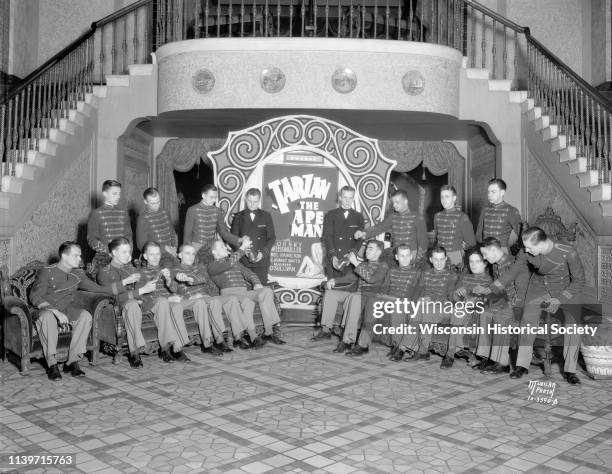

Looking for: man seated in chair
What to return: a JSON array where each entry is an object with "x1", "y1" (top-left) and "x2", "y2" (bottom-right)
[
  {"x1": 472, "y1": 237, "x2": 530, "y2": 375},
  {"x1": 485, "y1": 227, "x2": 585, "y2": 384},
  {"x1": 208, "y1": 239, "x2": 285, "y2": 346},
  {"x1": 313, "y1": 239, "x2": 388, "y2": 354},
  {"x1": 445, "y1": 247, "x2": 492, "y2": 368},
  {"x1": 98, "y1": 238, "x2": 180, "y2": 368},
  {"x1": 173, "y1": 244, "x2": 244, "y2": 355},
  {"x1": 394, "y1": 246, "x2": 457, "y2": 364},
  {"x1": 30, "y1": 241, "x2": 127, "y2": 380},
  {"x1": 353, "y1": 244, "x2": 421, "y2": 358}
]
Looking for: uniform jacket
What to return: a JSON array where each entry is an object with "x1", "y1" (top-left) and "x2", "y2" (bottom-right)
[
  {"x1": 31, "y1": 264, "x2": 124, "y2": 312},
  {"x1": 322, "y1": 207, "x2": 365, "y2": 260},
  {"x1": 230, "y1": 208, "x2": 276, "y2": 269}
]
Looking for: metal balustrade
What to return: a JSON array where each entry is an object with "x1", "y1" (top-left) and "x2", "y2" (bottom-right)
[{"x1": 1, "y1": 0, "x2": 610, "y2": 193}]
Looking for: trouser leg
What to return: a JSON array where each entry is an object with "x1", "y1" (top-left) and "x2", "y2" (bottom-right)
[
  {"x1": 357, "y1": 297, "x2": 376, "y2": 348},
  {"x1": 152, "y1": 297, "x2": 179, "y2": 350},
  {"x1": 249, "y1": 288, "x2": 280, "y2": 335},
  {"x1": 561, "y1": 303, "x2": 581, "y2": 373},
  {"x1": 238, "y1": 296, "x2": 258, "y2": 340},
  {"x1": 476, "y1": 310, "x2": 493, "y2": 359},
  {"x1": 321, "y1": 290, "x2": 350, "y2": 329},
  {"x1": 489, "y1": 306, "x2": 512, "y2": 366},
  {"x1": 169, "y1": 302, "x2": 190, "y2": 351},
  {"x1": 217, "y1": 295, "x2": 246, "y2": 338},
  {"x1": 205, "y1": 296, "x2": 228, "y2": 343},
  {"x1": 183, "y1": 299, "x2": 213, "y2": 347},
  {"x1": 66, "y1": 309, "x2": 93, "y2": 365},
  {"x1": 516, "y1": 294, "x2": 548, "y2": 369},
  {"x1": 341, "y1": 293, "x2": 362, "y2": 344},
  {"x1": 122, "y1": 300, "x2": 145, "y2": 353},
  {"x1": 36, "y1": 310, "x2": 59, "y2": 366}
]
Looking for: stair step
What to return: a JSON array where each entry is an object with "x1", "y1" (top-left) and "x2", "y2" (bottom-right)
[
  {"x1": 559, "y1": 146, "x2": 577, "y2": 162},
  {"x1": 14, "y1": 163, "x2": 37, "y2": 180},
  {"x1": 0, "y1": 192, "x2": 15, "y2": 209},
  {"x1": 489, "y1": 80, "x2": 512, "y2": 92},
  {"x1": 465, "y1": 68, "x2": 490, "y2": 80},
  {"x1": 77, "y1": 101, "x2": 94, "y2": 117},
  {"x1": 69, "y1": 109, "x2": 86, "y2": 126},
  {"x1": 92, "y1": 86, "x2": 107, "y2": 98},
  {"x1": 550, "y1": 134, "x2": 567, "y2": 152},
  {"x1": 589, "y1": 183, "x2": 612, "y2": 201},
  {"x1": 534, "y1": 115, "x2": 550, "y2": 131},
  {"x1": 542, "y1": 125, "x2": 558, "y2": 141},
  {"x1": 521, "y1": 98, "x2": 535, "y2": 113},
  {"x1": 38, "y1": 138, "x2": 58, "y2": 155},
  {"x1": 1, "y1": 176, "x2": 24, "y2": 194},
  {"x1": 106, "y1": 75, "x2": 130, "y2": 87},
  {"x1": 601, "y1": 201, "x2": 612, "y2": 217},
  {"x1": 508, "y1": 91, "x2": 528, "y2": 103},
  {"x1": 58, "y1": 117, "x2": 77, "y2": 134},
  {"x1": 577, "y1": 170, "x2": 600, "y2": 188},
  {"x1": 26, "y1": 150, "x2": 52, "y2": 167},
  {"x1": 568, "y1": 157, "x2": 587, "y2": 175},
  {"x1": 527, "y1": 106, "x2": 542, "y2": 122},
  {"x1": 128, "y1": 64, "x2": 154, "y2": 76}
]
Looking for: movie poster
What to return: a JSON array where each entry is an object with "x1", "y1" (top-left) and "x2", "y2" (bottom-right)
[{"x1": 262, "y1": 161, "x2": 338, "y2": 282}]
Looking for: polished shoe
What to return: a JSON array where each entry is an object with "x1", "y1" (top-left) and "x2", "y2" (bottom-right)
[
  {"x1": 201, "y1": 344, "x2": 223, "y2": 356},
  {"x1": 481, "y1": 362, "x2": 510, "y2": 374},
  {"x1": 236, "y1": 337, "x2": 251, "y2": 350},
  {"x1": 263, "y1": 334, "x2": 287, "y2": 345},
  {"x1": 159, "y1": 347, "x2": 175, "y2": 363},
  {"x1": 510, "y1": 366, "x2": 528, "y2": 379},
  {"x1": 346, "y1": 345, "x2": 369, "y2": 357},
  {"x1": 416, "y1": 352, "x2": 431, "y2": 361},
  {"x1": 251, "y1": 336, "x2": 267, "y2": 349},
  {"x1": 47, "y1": 364, "x2": 62, "y2": 381},
  {"x1": 390, "y1": 349, "x2": 405, "y2": 362},
  {"x1": 564, "y1": 372, "x2": 581, "y2": 385},
  {"x1": 472, "y1": 358, "x2": 493, "y2": 371},
  {"x1": 173, "y1": 350, "x2": 191, "y2": 362},
  {"x1": 333, "y1": 341, "x2": 351, "y2": 353},
  {"x1": 455, "y1": 349, "x2": 471, "y2": 361},
  {"x1": 311, "y1": 329, "x2": 332, "y2": 341},
  {"x1": 403, "y1": 350, "x2": 418, "y2": 361},
  {"x1": 440, "y1": 356, "x2": 454, "y2": 369},
  {"x1": 215, "y1": 341, "x2": 233, "y2": 352},
  {"x1": 63, "y1": 361, "x2": 85, "y2": 377},
  {"x1": 386, "y1": 344, "x2": 398, "y2": 358},
  {"x1": 128, "y1": 352, "x2": 143, "y2": 368}
]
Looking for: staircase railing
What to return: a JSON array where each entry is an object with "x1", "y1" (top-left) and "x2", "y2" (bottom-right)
[{"x1": 1, "y1": 0, "x2": 610, "y2": 191}]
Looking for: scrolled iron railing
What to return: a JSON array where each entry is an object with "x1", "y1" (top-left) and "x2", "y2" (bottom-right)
[{"x1": 1, "y1": 0, "x2": 610, "y2": 192}]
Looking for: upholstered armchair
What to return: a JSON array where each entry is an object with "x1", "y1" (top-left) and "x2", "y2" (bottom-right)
[{"x1": 1, "y1": 262, "x2": 109, "y2": 375}]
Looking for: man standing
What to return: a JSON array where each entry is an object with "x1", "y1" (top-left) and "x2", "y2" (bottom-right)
[
  {"x1": 355, "y1": 189, "x2": 427, "y2": 262},
  {"x1": 491, "y1": 227, "x2": 585, "y2": 384},
  {"x1": 87, "y1": 180, "x2": 132, "y2": 274},
  {"x1": 433, "y1": 185, "x2": 476, "y2": 268},
  {"x1": 322, "y1": 186, "x2": 365, "y2": 278},
  {"x1": 183, "y1": 184, "x2": 242, "y2": 264},
  {"x1": 476, "y1": 178, "x2": 522, "y2": 252},
  {"x1": 313, "y1": 240, "x2": 388, "y2": 352},
  {"x1": 231, "y1": 188, "x2": 276, "y2": 285},
  {"x1": 136, "y1": 187, "x2": 178, "y2": 266},
  {"x1": 208, "y1": 239, "x2": 286, "y2": 346},
  {"x1": 31, "y1": 241, "x2": 127, "y2": 380}
]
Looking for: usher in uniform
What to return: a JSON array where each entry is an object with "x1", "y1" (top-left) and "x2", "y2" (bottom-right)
[
  {"x1": 31, "y1": 264, "x2": 124, "y2": 367},
  {"x1": 476, "y1": 202, "x2": 522, "y2": 251},
  {"x1": 364, "y1": 209, "x2": 428, "y2": 261},
  {"x1": 87, "y1": 203, "x2": 132, "y2": 267},
  {"x1": 230, "y1": 208, "x2": 276, "y2": 285},
  {"x1": 433, "y1": 206, "x2": 476, "y2": 267},
  {"x1": 183, "y1": 203, "x2": 240, "y2": 263},
  {"x1": 321, "y1": 207, "x2": 365, "y2": 277},
  {"x1": 136, "y1": 207, "x2": 178, "y2": 265}
]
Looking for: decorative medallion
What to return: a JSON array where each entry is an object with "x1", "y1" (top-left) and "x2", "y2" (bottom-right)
[
  {"x1": 191, "y1": 69, "x2": 215, "y2": 94},
  {"x1": 402, "y1": 70, "x2": 425, "y2": 95},
  {"x1": 332, "y1": 68, "x2": 357, "y2": 94},
  {"x1": 260, "y1": 67, "x2": 286, "y2": 93}
]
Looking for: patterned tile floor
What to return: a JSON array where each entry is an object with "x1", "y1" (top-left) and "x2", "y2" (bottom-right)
[{"x1": 1, "y1": 327, "x2": 611, "y2": 474}]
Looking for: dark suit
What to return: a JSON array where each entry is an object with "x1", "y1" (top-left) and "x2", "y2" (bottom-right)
[
  {"x1": 322, "y1": 207, "x2": 365, "y2": 277},
  {"x1": 231, "y1": 208, "x2": 276, "y2": 285}
]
